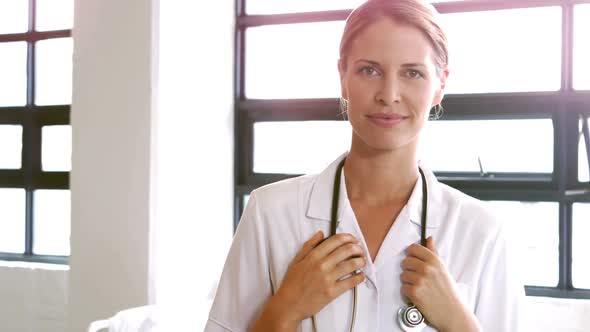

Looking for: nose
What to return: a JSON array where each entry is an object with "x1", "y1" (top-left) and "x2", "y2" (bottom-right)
[{"x1": 375, "y1": 76, "x2": 401, "y2": 106}]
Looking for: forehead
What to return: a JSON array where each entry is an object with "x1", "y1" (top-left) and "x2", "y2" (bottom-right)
[{"x1": 347, "y1": 16, "x2": 435, "y2": 68}]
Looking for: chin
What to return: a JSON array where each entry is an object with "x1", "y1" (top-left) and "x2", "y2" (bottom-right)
[{"x1": 356, "y1": 132, "x2": 415, "y2": 153}]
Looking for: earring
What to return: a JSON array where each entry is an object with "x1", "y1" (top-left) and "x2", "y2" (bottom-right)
[
  {"x1": 429, "y1": 104, "x2": 444, "y2": 120},
  {"x1": 339, "y1": 97, "x2": 348, "y2": 113}
]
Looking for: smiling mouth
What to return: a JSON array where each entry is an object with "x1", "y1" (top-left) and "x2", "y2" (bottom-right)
[
  {"x1": 366, "y1": 113, "x2": 408, "y2": 120},
  {"x1": 366, "y1": 113, "x2": 408, "y2": 128}
]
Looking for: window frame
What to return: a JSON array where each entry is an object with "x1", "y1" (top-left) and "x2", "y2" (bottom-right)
[
  {"x1": 234, "y1": 0, "x2": 590, "y2": 299},
  {"x1": 0, "y1": 0, "x2": 71, "y2": 265}
]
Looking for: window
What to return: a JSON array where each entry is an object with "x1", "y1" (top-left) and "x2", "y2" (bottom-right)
[
  {"x1": 441, "y1": 7, "x2": 562, "y2": 94},
  {"x1": 0, "y1": 0, "x2": 73, "y2": 264},
  {"x1": 574, "y1": 4, "x2": 590, "y2": 91},
  {"x1": 246, "y1": 21, "x2": 344, "y2": 99},
  {"x1": 253, "y1": 121, "x2": 351, "y2": 174},
  {"x1": 487, "y1": 201, "x2": 560, "y2": 287},
  {"x1": 572, "y1": 203, "x2": 590, "y2": 289},
  {"x1": 422, "y1": 119, "x2": 554, "y2": 174},
  {"x1": 235, "y1": 0, "x2": 590, "y2": 299}
]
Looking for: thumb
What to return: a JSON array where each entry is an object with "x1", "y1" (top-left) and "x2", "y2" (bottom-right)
[{"x1": 426, "y1": 236, "x2": 438, "y2": 255}]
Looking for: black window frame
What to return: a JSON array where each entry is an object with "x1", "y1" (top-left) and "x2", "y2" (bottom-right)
[
  {"x1": 0, "y1": 0, "x2": 71, "y2": 265},
  {"x1": 234, "y1": 0, "x2": 590, "y2": 299}
]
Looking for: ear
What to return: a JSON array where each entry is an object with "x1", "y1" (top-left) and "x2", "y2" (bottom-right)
[
  {"x1": 338, "y1": 58, "x2": 349, "y2": 101},
  {"x1": 431, "y1": 67, "x2": 449, "y2": 107}
]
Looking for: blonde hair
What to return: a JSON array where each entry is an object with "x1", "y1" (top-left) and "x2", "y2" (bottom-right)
[{"x1": 339, "y1": 0, "x2": 449, "y2": 78}]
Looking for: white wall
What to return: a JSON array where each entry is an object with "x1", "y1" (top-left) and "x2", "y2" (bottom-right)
[
  {"x1": 0, "y1": 263, "x2": 68, "y2": 332},
  {"x1": 0, "y1": 0, "x2": 157, "y2": 331},
  {"x1": 0, "y1": 0, "x2": 235, "y2": 330},
  {"x1": 67, "y1": 0, "x2": 157, "y2": 331}
]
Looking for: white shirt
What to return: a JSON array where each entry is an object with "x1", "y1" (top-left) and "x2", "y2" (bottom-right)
[{"x1": 205, "y1": 154, "x2": 527, "y2": 331}]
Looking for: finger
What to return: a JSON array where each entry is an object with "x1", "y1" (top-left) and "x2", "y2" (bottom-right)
[
  {"x1": 293, "y1": 231, "x2": 324, "y2": 263},
  {"x1": 331, "y1": 256, "x2": 366, "y2": 281},
  {"x1": 426, "y1": 236, "x2": 438, "y2": 255},
  {"x1": 405, "y1": 242, "x2": 435, "y2": 263},
  {"x1": 401, "y1": 256, "x2": 424, "y2": 272},
  {"x1": 401, "y1": 283, "x2": 420, "y2": 305},
  {"x1": 400, "y1": 270, "x2": 422, "y2": 285},
  {"x1": 311, "y1": 233, "x2": 359, "y2": 261},
  {"x1": 324, "y1": 242, "x2": 365, "y2": 270},
  {"x1": 334, "y1": 272, "x2": 366, "y2": 296}
]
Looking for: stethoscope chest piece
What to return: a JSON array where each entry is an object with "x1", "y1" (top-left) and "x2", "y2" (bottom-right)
[{"x1": 397, "y1": 305, "x2": 426, "y2": 331}]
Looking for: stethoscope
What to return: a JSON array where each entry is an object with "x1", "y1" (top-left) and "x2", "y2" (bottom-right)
[{"x1": 311, "y1": 157, "x2": 429, "y2": 332}]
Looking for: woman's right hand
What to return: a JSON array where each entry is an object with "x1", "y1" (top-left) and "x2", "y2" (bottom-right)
[{"x1": 268, "y1": 231, "x2": 367, "y2": 328}]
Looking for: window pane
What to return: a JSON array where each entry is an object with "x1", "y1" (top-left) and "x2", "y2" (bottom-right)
[
  {"x1": 0, "y1": 1, "x2": 28, "y2": 33},
  {"x1": 33, "y1": 190, "x2": 70, "y2": 256},
  {"x1": 247, "y1": 0, "x2": 363, "y2": 14},
  {"x1": 0, "y1": 41, "x2": 27, "y2": 107},
  {"x1": 254, "y1": 121, "x2": 351, "y2": 174},
  {"x1": 246, "y1": 22, "x2": 344, "y2": 99},
  {"x1": 487, "y1": 201, "x2": 559, "y2": 287},
  {"x1": 35, "y1": 37, "x2": 73, "y2": 106},
  {"x1": 0, "y1": 188, "x2": 26, "y2": 253},
  {"x1": 35, "y1": 0, "x2": 74, "y2": 31},
  {"x1": 421, "y1": 119, "x2": 553, "y2": 173},
  {"x1": 42, "y1": 125, "x2": 72, "y2": 171},
  {"x1": 0, "y1": 125, "x2": 22, "y2": 169},
  {"x1": 574, "y1": 4, "x2": 590, "y2": 90},
  {"x1": 246, "y1": 0, "x2": 463, "y2": 14},
  {"x1": 578, "y1": 117, "x2": 589, "y2": 182},
  {"x1": 573, "y1": 203, "x2": 590, "y2": 289},
  {"x1": 243, "y1": 194, "x2": 250, "y2": 214},
  {"x1": 440, "y1": 7, "x2": 561, "y2": 94}
]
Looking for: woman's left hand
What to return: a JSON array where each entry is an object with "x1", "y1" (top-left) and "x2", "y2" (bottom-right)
[{"x1": 400, "y1": 236, "x2": 480, "y2": 332}]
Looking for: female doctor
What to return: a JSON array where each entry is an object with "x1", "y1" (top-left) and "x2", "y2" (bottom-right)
[{"x1": 205, "y1": 0, "x2": 525, "y2": 331}]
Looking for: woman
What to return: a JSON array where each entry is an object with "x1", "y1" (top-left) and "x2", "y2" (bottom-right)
[{"x1": 205, "y1": 0, "x2": 525, "y2": 331}]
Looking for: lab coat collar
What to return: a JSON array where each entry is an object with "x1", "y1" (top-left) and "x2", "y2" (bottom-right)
[
  {"x1": 306, "y1": 152, "x2": 348, "y2": 222},
  {"x1": 407, "y1": 163, "x2": 442, "y2": 229},
  {"x1": 306, "y1": 153, "x2": 441, "y2": 229}
]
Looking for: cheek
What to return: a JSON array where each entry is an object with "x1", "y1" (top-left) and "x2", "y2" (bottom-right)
[
  {"x1": 348, "y1": 78, "x2": 379, "y2": 107},
  {"x1": 402, "y1": 84, "x2": 437, "y2": 113},
  {"x1": 345, "y1": 80, "x2": 376, "y2": 114},
  {"x1": 347, "y1": 77, "x2": 374, "y2": 100}
]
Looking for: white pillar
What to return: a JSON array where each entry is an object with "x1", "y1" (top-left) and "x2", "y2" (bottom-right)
[{"x1": 68, "y1": 0, "x2": 158, "y2": 330}]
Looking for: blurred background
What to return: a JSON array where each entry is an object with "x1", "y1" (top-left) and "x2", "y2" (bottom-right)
[{"x1": 0, "y1": 0, "x2": 589, "y2": 331}]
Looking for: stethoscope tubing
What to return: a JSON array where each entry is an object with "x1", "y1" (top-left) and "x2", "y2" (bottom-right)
[{"x1": 310, "y1": 157, "x2": 428, "y2": 332}]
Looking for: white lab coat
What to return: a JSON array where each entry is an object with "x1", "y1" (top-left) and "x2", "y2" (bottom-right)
[{"x1": 205, "y1": 153, "x2": 527, "y2": 332}]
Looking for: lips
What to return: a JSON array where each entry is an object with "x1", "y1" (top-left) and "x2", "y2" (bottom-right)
[
  {"x1": 366, "y1": 113, "x2": 408, "y2": 128},
  {"x1": 367, "y1": 113, "x2": 407, "y2": 120}
]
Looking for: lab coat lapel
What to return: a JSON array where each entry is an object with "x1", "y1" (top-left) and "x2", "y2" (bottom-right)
[
  {"x1": 372, "y1": 207, "x2": 420, "y2": 271},
  {"x1": 337, "y1": 192, "x2": 378, "y2": 285},
  {"x1": 306, "y1": 153, "x2": 348, "y2": 223},
  {"x1": 305, "y1": 153, "x2": 381, "y2": 284},
  {"x1": 374, "y1": 167, "x2": 441, "y2": 270},
  {"x1": 305, "y1": 156, "x2": 443, "y2": 276},
  {"x1": 408, "y1": 165, "x2": 442, "y2": 230}
]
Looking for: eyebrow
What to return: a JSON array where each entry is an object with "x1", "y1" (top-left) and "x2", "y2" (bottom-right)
[
  {"x1": 355, "y1": 59, "x2": 427, "y2": 69},
  {"x1": 355, "y1": 59, "x2": 381, "y2": 67},
  {"x1": 401, "y1": 63, "x2": 427, "y2": 68}
]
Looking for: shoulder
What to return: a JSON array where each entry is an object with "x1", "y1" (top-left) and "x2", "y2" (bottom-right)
[
  {"x1": 248, "y1": 173, "x2": 317, "y2": 214},
  {"x1": 242, "y1": 173, "x2": 320, "y2": 234},
  {"x1": 434, "y1": 183, "x2": 521, "y2": 287},
  {"x1": 437, "y1": 182, "x2": 503, "y2": 239}
]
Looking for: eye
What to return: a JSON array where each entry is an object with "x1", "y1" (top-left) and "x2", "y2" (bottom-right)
[
  {"x1": 406, "y1": 69, "x2": 424, "y2": 79},
  {"x1": 359, "y1": 66, "x2": 380, "y2": 77}
]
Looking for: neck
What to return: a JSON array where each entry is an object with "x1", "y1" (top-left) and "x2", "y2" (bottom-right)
[{"x1": 343, "y1": 140, "x2": 419, "y2": 206}]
